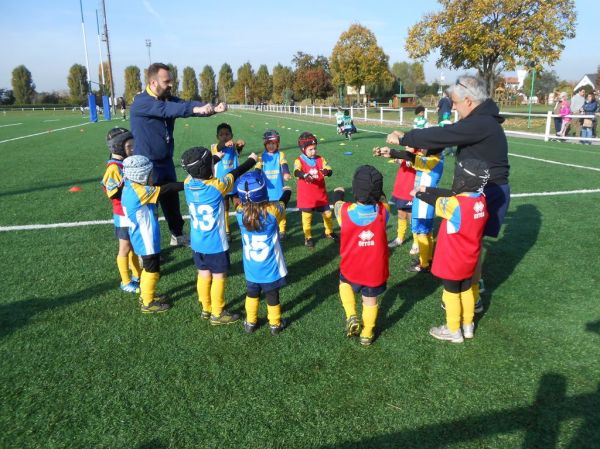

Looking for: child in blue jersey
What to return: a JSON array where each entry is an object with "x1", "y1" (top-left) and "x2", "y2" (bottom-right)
[
  {"x1": 376, "y1": 145, "x2": 444, "y2": 272},
  {"x1": 101, "y1": 128, "x2": 142, "y2": 294},
  {"x1": 256, "y1": 129, "x2": 291, "y2": 239},
  {"x1": 235, "y1": 171, "x2": 292, "y2": 335},
  {"x1": 210, "y1": 123, "x2": 246, "y2": 241},
  {"x1": 121, "y1": 156, "x2": 185, "y2": 313},
  {"x1": 181, "y1": 146, "x2": 258, "y2": 325},
  {"x1": 332, "y1": 165, "x2": 390, "y2": 346}
]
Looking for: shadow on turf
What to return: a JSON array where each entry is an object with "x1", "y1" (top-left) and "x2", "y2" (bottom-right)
[
  {"x1": 0, "y1": 281, "x2": 115, "y2": 339},
  {"x1": 586, "y1": 320, "x2": 600, "y2": 336},
  {"x1": 479, "y1": 204, "x2": 542, "y2": 314},
  {"x1": 0, "y1": 177, "x2": 99, "y2": 198},
  {"x1": 322, "y1": 373, "x2": 600, "y2": 449}
]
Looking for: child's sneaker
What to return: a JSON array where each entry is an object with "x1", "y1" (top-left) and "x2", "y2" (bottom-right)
[
  {"x1": 406, "y1": 263, "x2": 430, "y2": 273},
  {"x1": 210, "y1": 310, "x2": 241, "y2": 326},
  {"x1": 170, "y1": 233, "x2": 189, "y2": 247},
  {"x1": 120, "y1": 282, "x2": 140, "y2": 294},
  {"x1": 131, "y1": 276, "x2": 140, "y2": 286},
  {"x1": 462, "y1": 323, "x2": 475, "y2": 339},
  {"x1": 200, "y1": 310, "x2": 211, "y2": 320},
  {"x1": 409, "y1": 243, "x2": 419, "y2": 255},
  {"x1": 304, "y1": 238, "x2": 315, "y2": 248},
  {"x1": 429, "y1": 325, "x2": 464, "y2": 343},
  {"x1": 478, "y1": 278, "x2": 486, "y2": 294},
  {"x1": 359, "y1": 335, "x2": 374, "y2": 346},
  {"x1": 279, "y1": 232, "x2": 286, "y2": 241},
  {"x1": 141, "y1": 300, "x2": 172, "y2": 314},
  {"x1": 345, "y1": 315, "x2": 361, "y2": 337},
  {"x1": 270, "y1": 319, "x2": 286, "y2": 336},
  {"x1": 388, "y1": 238, "x2": 404, "y2": 248},
  {"x1": 325, "y1": 232, "x2": 339, "y2": 242},
  {"x1": 244, "y1": 320, "x2": 258, "y2": 334}
]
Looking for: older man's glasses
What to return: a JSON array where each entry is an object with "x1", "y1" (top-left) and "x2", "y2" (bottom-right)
[{"x1": 455, "y1": 80, "x2": 476, "y2": 97}]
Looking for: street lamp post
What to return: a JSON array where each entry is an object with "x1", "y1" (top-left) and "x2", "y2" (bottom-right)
[
  {"x1": 527, "y1": 61, "x2": 536, "y2": 129},
  {"x1": 145, "y1": 39, "x2": 152, "y2": 66}
]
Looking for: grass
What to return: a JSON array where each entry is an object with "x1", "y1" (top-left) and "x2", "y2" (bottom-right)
[{"x1": 1, "y1": 109, "x2": 599, "y2": 449}]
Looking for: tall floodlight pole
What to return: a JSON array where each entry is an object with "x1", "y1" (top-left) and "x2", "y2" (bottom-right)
[
  {"x1": 145, "y1": 39, "x2": 152, "y2": 65},
  {"x1": 527, "y1": 61, "x2": 537, "y2": 129},
  {"x1": 95, "y1": 10, "x2": 106, "y2": 93},
  {"x1": 100, "y1": 0, "x2": 116, "y2": 115}
]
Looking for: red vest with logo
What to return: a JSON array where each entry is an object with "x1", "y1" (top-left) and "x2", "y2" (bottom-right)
[
  {"x1": 392, "y1": 161, "x2": 416, "y2": 200},
  {"x1": 296, "y1": 155, "x2": 329, "y2": 208},
  {"x1": 340, "y1": 202, "x2": 389, "y2": 287},
  {"x1": 105, "y1": 160, "x2": 125, "y2": 216},
  {"x1": 432, "y1": 194, "x2": 487, "y2": 281}
]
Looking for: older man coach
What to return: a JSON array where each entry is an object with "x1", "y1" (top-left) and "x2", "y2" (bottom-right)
[
  {"x1": 386, "y1": 75, "x2": 510, "y2": 308},
  {"x1": 130, "y1": 62, "x2": 226, "y2": 246}
]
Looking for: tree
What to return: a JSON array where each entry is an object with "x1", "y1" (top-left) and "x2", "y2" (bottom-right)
[
  {"x1": 0, "y1": 88, "x2": 15, "y2": 105},
  {"x1": 330, "y1": 24, "x2": 393, "y2": 103},
  {"x1": 292, "y1": 52, "x2": 333, "y2": 103},
  {"x1": 254, "y1": 65, "x2": 272, "y2": 103},
  {"x1": 167, "y1": 63, "x2": 179, "y2": 97},
  {"x1": 67, "y1": 64, "x2": 89, "y2": 104},
  {"x1": 98, "y1": 61, "x2": 112, "y2": 95},
  {"x1": 11, "y1": 65, "x2": 36, "y2": 104},
  {"x1": 405, "y1": 0, "x2": 577, "y2": 94},
  {"x1": 272, "y1": 64, "x2": 295, "y2": 104},
  {"x1": 181, "y1": 66, "x2": 199, "y2": 100},
  {"x1": 391, "y1": 62, "x2": 426, "y2": 94},
  {"x1": 199, "y1": 65, "x2": 216, "y2": 103},
  {"x1": 230, "y1": 63, "x2": 255, "y2": 104},
  {"x1": 124, "y1": 66, "x2": 142, "y2": 104},
  {"x1": 217, "y1": 63, "x2": 234, "y2": 102},
  {"x1": 523, "y1": 69, "x2": 560, "y2": 102}
]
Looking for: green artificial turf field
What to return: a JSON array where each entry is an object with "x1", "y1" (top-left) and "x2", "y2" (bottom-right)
[{"x1": 1, "y1": 109, "x2": 599, "y2": 449}]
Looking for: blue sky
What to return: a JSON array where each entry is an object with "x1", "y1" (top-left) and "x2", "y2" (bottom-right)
[{"x1": 1, "y1": 0, "x2": 595, "y2": 95}]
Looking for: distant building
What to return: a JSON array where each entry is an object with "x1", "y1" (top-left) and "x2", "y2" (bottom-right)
[{"x1": 573, "y1": 74, "x2": 597, "y2": 92}]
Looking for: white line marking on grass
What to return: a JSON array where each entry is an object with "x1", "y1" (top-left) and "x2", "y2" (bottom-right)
[
  {"x1": 224, "y1": 112, "x2": 242, "y2": 118},
  {"x1": 511, "y1": 189, "x2": 600, "y2": 198},
  {"x1": 508, "y1": 153, "x2": 600, "y2": 172},
  {"x1": 0, "y1": 123, "x2": 23, "y2": 128},
  {"x1": 43, "y1": 119, "x2": 60, "y2": 122},
  {"x1": 3, "y1": 189, "x2": 600, "y2": 232},
  {"x1": 0, "y1": 122, "x2": 92, "y2": 144},
  {"x1": 510, "y1": 139, "x2": 600, "y2": 156}
]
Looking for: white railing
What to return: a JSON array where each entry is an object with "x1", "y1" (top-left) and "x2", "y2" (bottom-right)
[{"x1": 230, "y1": 104, "x2": 599, "y2": 144}]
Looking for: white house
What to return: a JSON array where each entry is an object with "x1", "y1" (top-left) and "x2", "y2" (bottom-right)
[{"x1": 573, "y1": 74, "x2": 597, "y2": 92}]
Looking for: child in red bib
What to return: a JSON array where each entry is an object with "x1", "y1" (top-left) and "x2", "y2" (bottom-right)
[
  {"x1": 412, "y1": 159, "x2": 489, "y2": 343},
  {"x1": 293, "y1": 132, "x2": 337, "y2": 248},
  {"x1": 333, "y1": 165, "x2": 390, "y2": 346}
]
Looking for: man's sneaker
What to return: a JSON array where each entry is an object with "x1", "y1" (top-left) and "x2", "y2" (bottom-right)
[
  {"x1": 429, "y1": 325, "x2": 464, "y2": 343},
  {"x1": 462, "y1": 323, "x2": 475, "y2": 339},
  {"x1": 478, "y1": 278, "x2": 486, "y2": 294},
  {"x1": 409, "y1": 243, "x2": 419, "y2": 255},
  {"x1": 210, "y1": 310, "x2": 241, "y2": 326},
  {"x1": 120, "y1": 282, "x2": 140, "y2": 294},
  {"x1": 474, "y1": 299, "x2": 484, "y2": 314},
  {"x1": 345, "y1": 315, "x2": 361, "y2": 337},
  {"x1": 325, "y1": 232, "x2": 339, "y2": 242},
  {"x1": 200, "y1": 310, "x2": 211, "y2": 320},
  {"x1": 244, "y1": 320, "x2": 258, "y2": 333},
  {"x1": 270, "y1": 319, "x2": 286, "y2": 336},
  {"x1": 406, "y1": 263, "x2": 430, "y2": 273},
  {"x1": 170, "y1": 234, "x2": 189, "y2": 247},
  {"x1": 141, "y1": 300, "x2": 172, "y2": 314},
  {"x1": 304, "y1": 238, "x2": 315, "y2": 248},
  {"x1": 360, "y1": 335, "x2": 374, "y2": 346},
  {"x1": 388, "y1": 238, "x2": 404, "y2": 248}
]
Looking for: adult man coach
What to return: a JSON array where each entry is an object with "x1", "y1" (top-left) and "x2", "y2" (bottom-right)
[
  {"x1": 385, "y1": 75, "x2": 510, "y2": 309},
  {"x1": 130, "y1": 63, "x2": 226, "y2": 246}
]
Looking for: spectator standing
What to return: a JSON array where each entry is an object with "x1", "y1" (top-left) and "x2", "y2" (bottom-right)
[
  {"x1": 570, "y1": 88, "x2": 586, "y2": 137},
  {"x1": 130, "y1": 63, "x2": 226, "y2": 247},
  {"x1": 437, "y1": 91, "x2": 453, "y2": 123}
]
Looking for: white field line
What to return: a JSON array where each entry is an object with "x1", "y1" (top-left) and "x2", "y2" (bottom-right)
[
  {"x1": 507, "y1": 153, "x2": 600, "y2": 172},
  {"x1": 2, "y1": 189, "x2": 600, "y2": 232},
  {"x1": 507, "y1": 139, "x2": 600, "y2": 156},
  {"x1": 0, "y1": 122, "x2": 91, "y2": 144},
  {"x1": 43, "y1": 119, "x2": 60, "y2": 122},
  {"x1": 224, "y1": 112, "x2": 242, "y2": 118},
  {"x1": 0, "y1": 123, "x2": 23, "y2": 128}
]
